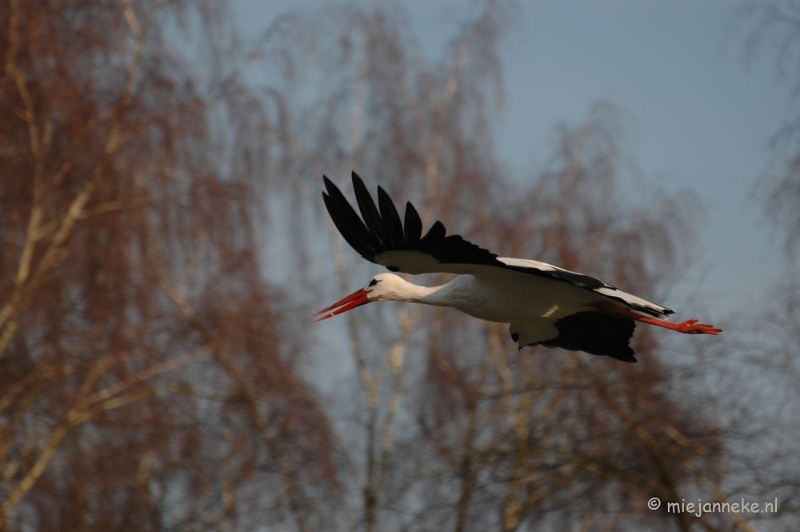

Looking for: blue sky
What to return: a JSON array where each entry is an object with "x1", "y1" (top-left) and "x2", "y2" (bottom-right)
[{"x1": 235, "y1": 0, "x2": 791, "y2": 317}]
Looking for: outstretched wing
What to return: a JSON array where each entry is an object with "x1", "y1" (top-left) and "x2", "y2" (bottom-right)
[
  {"x1": 322, "y1": 172, "x2": 673, "y2": 318},
  {"x1": 322, "y1": 172, "x2": 502, "y2": 274}
]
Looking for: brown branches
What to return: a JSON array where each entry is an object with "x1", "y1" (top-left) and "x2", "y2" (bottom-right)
[
  {"x1": 0, "y1": 350, "x2": 202, "y2": 525},
  {"x1": 0, "y1": 1, "x2": 333, "y2": 530}
]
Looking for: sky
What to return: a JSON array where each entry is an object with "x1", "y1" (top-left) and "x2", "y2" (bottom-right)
[
  {"x1": 233, "y1": 0, "x2": 792, "y2": 318},
  {"x1": 490, "y1": 1, "x2": 790, "y2": 314}
]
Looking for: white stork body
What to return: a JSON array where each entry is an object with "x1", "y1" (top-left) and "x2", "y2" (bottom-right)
[
  {"x1": 316, "y1": 173, "x2": 720, "y2": 363},
  {"x1": 346, "y1": 272, "x2": 620, "y2": 348},
  {"x1": 381, "y1": 271, "x2": 630, "y2": 323}
]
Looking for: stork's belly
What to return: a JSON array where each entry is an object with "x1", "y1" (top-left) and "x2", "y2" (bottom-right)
[
  {"x1": 458, "y1": 302, "x2": 565, "y2": 323},
  {"x1": 446, "y1": 273, "x2": 602, "y2": 324},
  {"x1": 456, "y1": 298, "x2": 578, "y2": 323}
]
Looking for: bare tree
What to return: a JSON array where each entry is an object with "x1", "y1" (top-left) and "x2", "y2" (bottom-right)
[{"x1": 0, "y1": 1, "x2": 333, "y2": 530}]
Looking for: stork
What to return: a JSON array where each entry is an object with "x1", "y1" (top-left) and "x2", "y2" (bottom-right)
[{"x1": 315, "y1": 172, "x2": 720, "y2": 362}]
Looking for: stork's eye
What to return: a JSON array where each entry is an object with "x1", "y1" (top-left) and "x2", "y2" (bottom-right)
[{"x1": 368, "y1": 279, "x2": 380, "y2": 288}]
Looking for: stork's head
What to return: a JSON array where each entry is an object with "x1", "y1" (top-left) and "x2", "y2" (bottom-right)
[{"x1": 314, "y1": 273, "x2": 404, "y2": 321}]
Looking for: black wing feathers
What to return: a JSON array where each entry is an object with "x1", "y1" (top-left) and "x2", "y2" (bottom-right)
[
  {"x1": 322, "y1": 172, "x2": 502, "y2": 270},
  {"x1": 543, "y1": 312, "x2": 637, "y2": 363},
  {"x1": 353, "y1": 175, "x2": 391, "y2": 245},
  {"x1": 403, "y1": 201, "x2": 422, "y2": 244},
  {"x1": 422, "y1": 220, "x2": 446, "y2": 242},
  {"x1": 322, "y1": 177, "x2": 376, "y2": 256},
  {"x1": 377, "y1": 187, "x2": 404, "y2": 244}
]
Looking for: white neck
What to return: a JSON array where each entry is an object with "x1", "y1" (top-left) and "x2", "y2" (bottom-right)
[
  {"x1": 373, "y1": 274, "x2": 498, "y2": 320},
  {"x1": 381, "y1": 275, "x2": 457, "y2": 308},
  {"x1": 394, "y1": 279, "x2": 446, "y2": 303}
]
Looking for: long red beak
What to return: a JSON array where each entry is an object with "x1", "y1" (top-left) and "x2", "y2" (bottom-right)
[{"x1": 314, "y1": 288, "x2": 370, "y2": 321}]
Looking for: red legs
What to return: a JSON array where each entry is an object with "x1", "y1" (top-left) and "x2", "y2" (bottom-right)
[
  {"x1": 627, "y1": 314, "x2": 722, "y2": 335},
  {"x1": 592, "y1": 302, "x2": 722, "y2": 335}
]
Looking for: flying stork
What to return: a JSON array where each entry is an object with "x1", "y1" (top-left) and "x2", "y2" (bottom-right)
[{"x1": 315, "y1": 172, "x2": 721, "y2": 362}]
